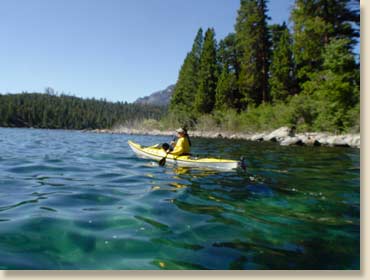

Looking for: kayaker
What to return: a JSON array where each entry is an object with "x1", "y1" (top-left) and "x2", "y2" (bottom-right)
[
  {"x1": 166, "y1": 128, "x2": 191, "y2": 156},
  {"x1": 170, "y1": 127, "x2": 191, "y2": 148}
]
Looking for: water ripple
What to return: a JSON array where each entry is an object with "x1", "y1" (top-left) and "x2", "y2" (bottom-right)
[{"x1": 0, "y1": 128, "x2": 360, "y2": 269}]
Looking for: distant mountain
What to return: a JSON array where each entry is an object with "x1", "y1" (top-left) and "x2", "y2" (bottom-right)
[{"x1": 134, "y1": 84, "x2": 175, "y2": 107}]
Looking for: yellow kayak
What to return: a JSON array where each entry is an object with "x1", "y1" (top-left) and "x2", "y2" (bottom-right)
[{"x1": 128, "y1": 140, "x2": 245, "y2": 171}]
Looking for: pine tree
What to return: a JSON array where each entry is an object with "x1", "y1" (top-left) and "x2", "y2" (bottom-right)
[
  {"x1": 235, "y1": 0, "x2": 271, "y2": 106},
  {"x1": 302, "y1": 38, "x2": 359, "y2": 131},
  {"x1": 194, "y1": 28, "x2": 218, "y2": 114},
  {"x1": 291, "y1": 0, "x2": 359, "y2": 85},
  {"x1": 218, "y1": 33, "x2": 240, "y2": 77},
  {"x1": 270, "y1": 22, "x2": 296, "y2": 102},
  {"x1": 170, "y1": 28, "x2": 203, "y2": 115},
  {"x1": 215, "y1": 67, "x2": 241, "y2": 111},
  {"x1": 270, "y1": 23, "x2": 288, "y2": 49},
  {"x1": 216, "y1": 33, "x2": 244, "y2": 111}
]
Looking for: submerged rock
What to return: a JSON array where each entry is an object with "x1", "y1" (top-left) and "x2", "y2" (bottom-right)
[{"x1": 246, "y1": 184, "x2": 274, "y2": 197}]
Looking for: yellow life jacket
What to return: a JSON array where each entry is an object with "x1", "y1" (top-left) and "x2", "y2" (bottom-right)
[{"x1": 171, "y1": 136, "x2": 190, "y2": 156}]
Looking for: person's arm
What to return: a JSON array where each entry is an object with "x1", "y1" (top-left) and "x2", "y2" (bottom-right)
[{"x1": 170, "y1": 135, "x2": 178, "y2": 147}]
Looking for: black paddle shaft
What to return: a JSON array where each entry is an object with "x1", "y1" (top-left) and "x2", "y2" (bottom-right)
[{"x1": 159, "y1": 151, "x2": 170, "y2": 166}]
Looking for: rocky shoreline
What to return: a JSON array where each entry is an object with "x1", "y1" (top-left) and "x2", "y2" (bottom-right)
[{"x1": 88, "y1": 126, "x2": 360, "y2": 149}]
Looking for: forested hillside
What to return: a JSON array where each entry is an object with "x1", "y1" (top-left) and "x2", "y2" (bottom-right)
[
  {"x1": 0, "y1": 92, "x2": 164, "y2": 129},
  {"x1": 168, "y1": 0, "x2": 360, "y2": 133}
]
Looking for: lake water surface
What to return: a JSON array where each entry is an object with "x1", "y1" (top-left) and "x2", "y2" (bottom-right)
[{"x1": 0, "y1": 128, "x2": 360, "y2": 269}]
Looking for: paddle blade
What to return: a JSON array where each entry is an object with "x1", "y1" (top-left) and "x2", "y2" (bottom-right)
[{"x1": 158, "y1": 157, "x2": 166, "y2": 166}]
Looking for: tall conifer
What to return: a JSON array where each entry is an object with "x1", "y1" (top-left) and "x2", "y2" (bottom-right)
[
  {"x1": 302, "y1": 38, "x2": 359, "y2": 131},
  {"x1": 216, "y1": 33, "x2": 243, "y2": 111},
  {"x1": 170, "y1": 28, "x2": 203, "y2": 115},
  {"x1": 215, "y1": 68, "x2": 240, "y2": 111},
  {"x1": 235, "y1": 0, "x2": 271, "y2": 106},
  {"x1": 291, "y1": 0, "x2": 359, "y2": 85},
  {"x1": 194, "y1": 28, "x2": 218, "y2": 114},
  {"x1": 218, "y1": 33, "x2": 240, "y2": 77},
  {"x1": 270, "y1": 22, "x2": 296, "y2": 102}
]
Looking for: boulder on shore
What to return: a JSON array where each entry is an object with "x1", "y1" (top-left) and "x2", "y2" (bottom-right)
[
  {"x1": 327, "y1": 135, "x2": 350, "y2": 147},
  {"x1": 89, "y1": 126, "x2": 360, "y2": 149},
  {"x1": 251, "y1": 133, "x2": 266, "y2": 141},
  {"x1": 279, "y1": 136, "x2": 302, "y2": 146},
  {"x1": 297, "y1": 134, "x2": 321, "y2": 146},
  {"x1": 263, "y1": 126, "x2": 295, "y2": 142},
  {"x1": 349, "y1": 135, "x2": 360, "y2": 148}
]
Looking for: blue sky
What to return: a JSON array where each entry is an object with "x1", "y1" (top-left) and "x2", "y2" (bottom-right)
[{"x1": 1, "y1": 0, "x2": 299, "y2": 102}]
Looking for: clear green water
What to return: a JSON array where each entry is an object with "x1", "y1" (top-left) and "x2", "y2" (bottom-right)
[{"x1": 0, "y1": 128, "x2": 360, "y2": 269}]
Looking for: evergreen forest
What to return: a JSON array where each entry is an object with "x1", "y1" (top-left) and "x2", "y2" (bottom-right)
[
  {"x1": 0, "y1": 90, "x2": 164, "y2": 129},
  {"x1": 168, "y1": 0, "x2": 360, "y2": 133}
]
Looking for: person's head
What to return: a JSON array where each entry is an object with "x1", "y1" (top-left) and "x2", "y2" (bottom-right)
[{"x1": 176, "y1": 128, "x2": 185, "y2": 137}]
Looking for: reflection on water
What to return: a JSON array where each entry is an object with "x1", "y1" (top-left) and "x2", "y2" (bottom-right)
[{"x1": 0, "y1": 128, "x2": 360, "y2": 269}]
